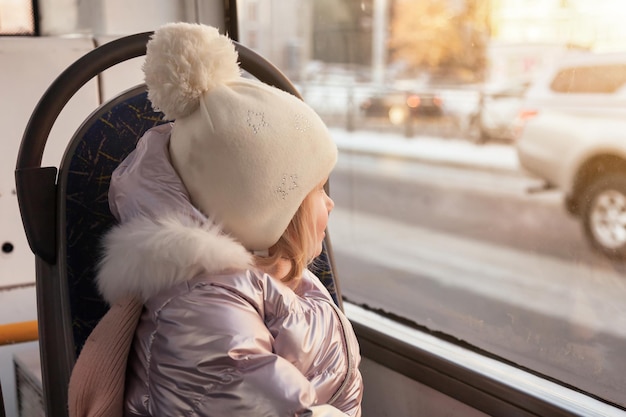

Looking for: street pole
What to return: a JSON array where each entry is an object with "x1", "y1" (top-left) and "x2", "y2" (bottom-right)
[{"x1": 372, "y1": 0, "x2": 388, "y2": 85}]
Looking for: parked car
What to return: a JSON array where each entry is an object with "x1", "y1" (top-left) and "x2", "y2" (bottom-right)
[
  {"x1": 360, "y1": 89, "x2": 444, "y2": 125},
  {"x1": 466, "y1": 82, "x2": 529, "y2": 143},
  {"x1": 515, "y1": 52, "x2": 626, "y2": 258}
]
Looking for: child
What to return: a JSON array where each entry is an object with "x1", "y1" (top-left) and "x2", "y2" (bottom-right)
[{"x1": 68, "y1": 22, "x2": 363, "y2": 417}]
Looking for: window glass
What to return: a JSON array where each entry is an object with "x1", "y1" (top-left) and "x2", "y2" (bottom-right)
[
  {"x1": 0, "y1": 0, "x2": 35, "y2": 35},
  {"x1": 238, "y1": 0, "x2": 626, "y2": 408}
]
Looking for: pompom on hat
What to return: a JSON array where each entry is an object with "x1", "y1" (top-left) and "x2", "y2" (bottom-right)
[{"x1": 143, "y1": 22, "x2": 337, "y2": 251}]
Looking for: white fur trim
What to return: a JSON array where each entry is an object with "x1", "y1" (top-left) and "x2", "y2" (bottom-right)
[
  {"x1": 96, "y1": 213, "x2": 253, "y2": 304},
  {"x1": 143, "y1": 22, "x2": 241, "y2": 120}
]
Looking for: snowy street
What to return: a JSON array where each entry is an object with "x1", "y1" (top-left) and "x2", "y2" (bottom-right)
[{"x1": 331, "y1": 127, "x2": 520, "y2": 174}]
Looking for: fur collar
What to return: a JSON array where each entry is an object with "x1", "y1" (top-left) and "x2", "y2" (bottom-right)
[{"x1": 96, "y1": 212, "x2": 253, "y2": 304}]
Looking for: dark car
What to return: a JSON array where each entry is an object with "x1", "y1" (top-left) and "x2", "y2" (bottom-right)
[{"x1": 360, "y1": 90, "x2": 444, "y2": 125}]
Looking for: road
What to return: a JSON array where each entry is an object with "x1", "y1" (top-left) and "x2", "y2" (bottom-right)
[
  {"x1": 327, "y1": 150, "x2": 626, "y2": 405},
  {"x1": 331, "y1": 150, "x2": 600, "y2": 262}
]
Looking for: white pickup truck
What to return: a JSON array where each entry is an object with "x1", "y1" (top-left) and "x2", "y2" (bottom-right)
[{"x1": 516, "y1": 52, "x2": 626, "y2": 258}]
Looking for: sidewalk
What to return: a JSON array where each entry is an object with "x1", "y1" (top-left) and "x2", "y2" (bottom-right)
[{"x1": 330, "y1": 128, "x2": 521, "y2": 175}]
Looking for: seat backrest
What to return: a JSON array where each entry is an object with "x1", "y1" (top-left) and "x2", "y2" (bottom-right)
[{"x1": 58, "y1": 85, "x2": 165, "y2": 354}]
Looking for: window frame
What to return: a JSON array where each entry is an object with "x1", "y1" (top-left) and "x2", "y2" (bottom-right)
[{"x1": 347, "y1": 303, "x2": 626, "y2": 417}]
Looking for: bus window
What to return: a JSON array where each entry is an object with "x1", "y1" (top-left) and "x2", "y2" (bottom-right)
[
  {"x1": 0, "y1": 0, "x2": 35, "y2": 35},
  {"x1": 237, "y1": 0, "x2": 626, "y2": 410}
]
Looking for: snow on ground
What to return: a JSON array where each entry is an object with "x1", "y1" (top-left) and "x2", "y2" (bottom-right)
[{"x1": 330, "y1": 127, "x2": 521, "y2": 174}]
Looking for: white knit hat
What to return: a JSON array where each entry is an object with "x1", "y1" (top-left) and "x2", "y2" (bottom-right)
[{"x1": 143, "y1": 23, "x2": 337, "y2": 251}]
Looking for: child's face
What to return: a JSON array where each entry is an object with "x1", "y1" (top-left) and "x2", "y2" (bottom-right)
[{"x1": 307, "y1": 179, "x2": 335, "y2": 258}]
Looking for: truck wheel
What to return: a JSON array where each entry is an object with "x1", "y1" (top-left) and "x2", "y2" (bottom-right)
[{"x1": 581, "y1": 173, "x2": 626, "y2": 258}]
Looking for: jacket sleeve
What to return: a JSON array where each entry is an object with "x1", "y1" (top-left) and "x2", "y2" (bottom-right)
[{"x1": 140, "y1": 284, "x2": 351, "y2": 417}]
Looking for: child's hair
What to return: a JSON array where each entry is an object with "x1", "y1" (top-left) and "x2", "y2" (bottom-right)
[{"x1": 254, "y1": 191, "x2": 318, "y2": 286}]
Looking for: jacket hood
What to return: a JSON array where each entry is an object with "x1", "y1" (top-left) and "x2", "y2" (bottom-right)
[
  {"x1": 97, "y1": 125, "x2": 252, "y2": 304},
  {"x1": 107, "y1": 123, "x2": 205, "y2": 224}
]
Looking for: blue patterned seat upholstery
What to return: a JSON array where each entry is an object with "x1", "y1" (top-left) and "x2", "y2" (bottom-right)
[
  {"x1": 61, "y1": 86, "x2": 165, "y2": 354},
  {"x1": 60, "y1": 85, "x2": 340, "y2": 355}
]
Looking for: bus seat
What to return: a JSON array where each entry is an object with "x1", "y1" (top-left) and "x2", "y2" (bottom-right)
[{"x1": 16, "y1": 32, "x2": 341, "y2": 417}]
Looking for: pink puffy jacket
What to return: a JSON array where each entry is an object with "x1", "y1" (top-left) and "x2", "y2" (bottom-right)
[{"x1": 95, "y1": 125, "x2": 363, "y2": 416}]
